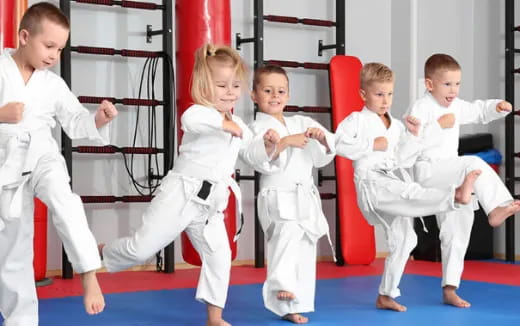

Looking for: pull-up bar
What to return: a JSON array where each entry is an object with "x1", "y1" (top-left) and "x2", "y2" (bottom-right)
[
  {"x1": 71, "y1": 46, "x2": 162, "y2": 58},
  {"x1": 78, "y1": 96, "x2": 163, "y2": 107},
  {"x1": 73, "y1": 145, "x2": 163, "y2": 154},
  {"x1": 72, "y1": 0, "x2": 163, "y2": 10}
]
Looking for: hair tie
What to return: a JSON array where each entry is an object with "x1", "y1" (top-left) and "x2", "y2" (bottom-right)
[{"x1": 206, "y1": 46, "x2": 216, "y2": 57}]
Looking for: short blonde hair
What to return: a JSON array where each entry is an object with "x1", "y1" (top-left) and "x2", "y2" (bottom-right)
[
  {"x1": 191, "y1": 43, "x2": 248, "y2": 107},
  {"x1": 424, "y1": 53, "x2": 461, "y2": 79},
  {"x1": 19, "y1": 2, "x2": 69, "y2": 35},
  {"x1": 360, "y1": 62, "x2": 394, "y2": 90}
]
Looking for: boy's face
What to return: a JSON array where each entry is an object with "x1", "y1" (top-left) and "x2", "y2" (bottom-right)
[
  {"x1": 425, "y1": 69, "x2": 461, "y2": 107},
  {"x1": 251, "y1": 73, "x2": 289, "y2": 118},
  {"x1": 360, "y1": 81, "x2": 393, "y2": 116},
  {"x1": 19, "y1": 18, "x2": 69, "y2": 70},
  {"x1": 210, "y1": 62, "x2": 242, "y2": 114}
]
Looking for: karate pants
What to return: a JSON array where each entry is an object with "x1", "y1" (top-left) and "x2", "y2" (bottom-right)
[
  {"x1": 0, "y1": 154, "x2": 101, "y2": 326},
  {"x1": 357, "y1": 169, "x2": 457, "y2": 226},
  {"x1": 378, "y1": 217, "x2": 417, "y2": 298},
  {"x1": 263, "y1": 221, "x2": 316, "y2": 317},
  {"x1": 102, "y1": 173, "x2": 232, "y2": 308},
  {"x1": 416, "y1": 156, "x2": 513, "y2": 288}
]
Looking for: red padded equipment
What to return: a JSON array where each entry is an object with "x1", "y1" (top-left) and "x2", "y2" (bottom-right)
[{"x1": 329, "y1": 55, "x2": 376, "y2": 265}]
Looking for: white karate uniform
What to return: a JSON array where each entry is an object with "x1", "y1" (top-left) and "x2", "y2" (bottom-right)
[
  {"x1": 335, "y1": 107, "x2": 460, "y2": 298},
  {"x1": 0, "y1": 50, "x2": 107, "y2": 326},
  {"x1": 102, "y1": 104, "x2": 269, "y2": 309},
  {"x1": 407, "y1": 92, "x2": 513, "y2": 288},
  {"x1": 248, "y1": 113, "x2": 335, "y2": 317}
]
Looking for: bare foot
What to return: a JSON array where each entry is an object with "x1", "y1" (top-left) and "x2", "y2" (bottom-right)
[
  {"x1": 80, "y1": 271, "x2": 105, "y2": 314},
  {"x1": 488, "y1": 201, "x2": 520, "y2": 227},
  {"x1": 207, "y1": 304, "x2": 231, "y2": 326},
  {"x1": 454, "y1": 170, "x2": 481, "y2": 204},
  {"x1": 207, "y1": 320, "x2": 231, "y2": 326},
  {"x1": 282, "y1": 313, "x2": 308, "y2": 324},
  {"x1": 443, "y1": 286, "x2": 470, "y2": 308},
  {"x1": 375, "y1": 295, "x2": 407, "y2": 312},
  {"x1": 98, "y1": 243, "x2": 105, "y2": 259},
  {"x1": 277, "y1": 290, "x2": 295, "y2": 301}
]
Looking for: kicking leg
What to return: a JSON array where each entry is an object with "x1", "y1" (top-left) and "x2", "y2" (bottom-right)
[
  {"x1": 488, "y1": 200, "x2": 520, "y2": 227},
  {"x1": 454, "y1": 170, "x2": 481, "y2": 204},
  {"x1": 80, "y1": 270, "x2": 105, "y2": 314}
]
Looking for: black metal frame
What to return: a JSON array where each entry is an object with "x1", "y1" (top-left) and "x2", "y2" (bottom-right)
[
  {"x1": 505, "y1": 0, "x2": 517, "y2": 262},
  {"x1": 236, "y1": 0, "x2": 346, "y2": 267},
  {"x1": 59, "y1": 0, "x2": 174, "y2": 278}
]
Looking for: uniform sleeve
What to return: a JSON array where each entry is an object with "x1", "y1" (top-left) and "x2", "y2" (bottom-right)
[
  {"x1": 240, "y1": 121, "x2": 286, "y2": 174},
  {"x1": 457, "y1": 99, "x2": 508, "y2": 125},
  {"x1": 405, "y1": 97, "x2": 445, "y2": 150},
  {"x1": 54, "y1": 78, "x2": 109, "y2": 144},
  {"x1": 301, "y1": 116, "x2": 336, "y2": 168},
  {"x1": 181, "y1": 104, "x2": 224, "y2": 134},
  {"x1": 334, "y1": 112, "x2": 373, "y2": 160},
  {"x1": 394, "y1": 120, "x2": 422, "y2": 168}
]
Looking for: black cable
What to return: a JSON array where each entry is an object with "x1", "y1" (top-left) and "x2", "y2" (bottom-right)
[{"x1": 115, "y1": 50, "x2": 177, "y2": 197}]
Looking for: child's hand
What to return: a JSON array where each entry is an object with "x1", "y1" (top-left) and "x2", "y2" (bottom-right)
[
  {"x1": 373, "y1": 136, "x2": 388, "y2": 151},
  {"x1": 404, "y1": 115, "x2": 421, "y2": 136},
  {"x1": 222, "y1": 118, "x2": 243, "y2": 138},
  {"x1": 282, "y1": 133, "x2": 308, "y2": 149},
  {"x1": 305, "y1": 127, "x2": 331, "y2": 152},
  {"x1": 496, "y1": 101, "x2": 512, "y2": 113},
  {"x1": 263, "y1": 129, "x2": 280, "y2": 146},
  {"x1": 263, "y1": 129, "x2": 280, "y2": 157},
  {"x1": 437, "y1": 113, "x2": 455, "y2": 129},
  {"x1": 95, "y1": 100, "x2": 118, "y2": 128},
  {"x1": 305, "y1": 127, "x2": 327, "y2": 146},
  {"x1": 0, "y1": 102, "x2": 24, "y2": 123}
]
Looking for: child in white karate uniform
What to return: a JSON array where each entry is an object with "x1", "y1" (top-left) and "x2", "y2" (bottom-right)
[
  {"x1": 335, "y1": 63, "x2": 480, "y2": 312},
  {"x1": 406, "y1": 53, "x2": 520, "y2": 308},
  {"x1": 101, "y1": 44, "x2": 278, "y2": 326},
  {"x1": 0, "y1": 3, "x2": 117, "y2": 325},
  {"x1": 249, "y1": 65, "x2": 335, "y2": 324}
]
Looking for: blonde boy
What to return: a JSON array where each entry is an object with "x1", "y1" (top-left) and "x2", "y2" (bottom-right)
[{"x1": 335, "y1": 63, "x2": 481, "y2": 312}]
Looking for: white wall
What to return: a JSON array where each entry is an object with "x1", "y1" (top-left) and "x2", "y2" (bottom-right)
[{"x1": 33, "y1": 0, "x2": 519, "y2": 271}]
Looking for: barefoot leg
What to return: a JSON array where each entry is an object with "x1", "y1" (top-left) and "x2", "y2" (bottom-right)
[
  {"x1": 207, "y1": 304, "x2": 231, "y2": 326},
  {"x1": 375, "y1": 295, "x2": 407, "y2": 312},
  {"x1": 443, "y1": 285, "x2": 470, "y2": 308},
  {"x1": 454, "y1": 170, "x2": 481, "y2": 204},
  {"x1": 80, "y1": 271, "x2": 105, "y2": 314},
  {"x1": 282, "y1": 313, "x2": 309, "y2": 324},
  {"x1": 488, "y1": 201, "x2": 520, "y2": 227}
]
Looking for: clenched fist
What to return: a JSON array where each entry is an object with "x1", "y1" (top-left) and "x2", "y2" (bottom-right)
[
  {"x1": 373, "y1": 136, "x2": 388, "y2": 151},
  {"x1": 0, "y1": 102, "x2": 24, "y2": 123},
  {"x1": 95, "y1": 100, "x2": 118, "y2": 128},
  {"x1": 496, "y1": 101, "x2": 512, "y2": 113},
  {"x1": 437, "y1": 113, "x2": 455, "y2": 129},
  {"x1": 404, "y1": 115, "x2": 421, "y2": 136}
]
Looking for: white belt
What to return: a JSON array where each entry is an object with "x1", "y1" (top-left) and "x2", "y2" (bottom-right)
[
  {"x1": 358, "y1": 167, "x2": 428, "y2": 233},
  {"x1": 260, "y1": 175, "x2": 336, "y2": 262},
  {"x1": 0, "y1": 129, "x2": 49, "y2": 230},
  {"x1": 173, "y1": 159, "x2": 244, "y2": 241}
]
